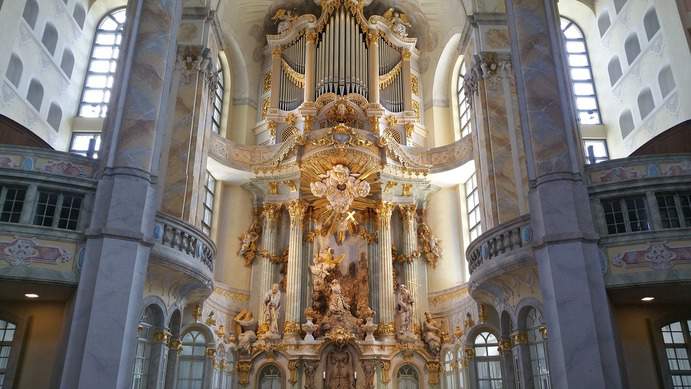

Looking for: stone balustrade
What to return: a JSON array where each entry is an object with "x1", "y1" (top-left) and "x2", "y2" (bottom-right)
[
  {"x1": 466, "y1": 214, "x2": 531, "y2": 275},
  {"x1": 0, "y1": 146, "x2": 98, "y2": 284},
  {"x1": 153, "y1": 212, "x2": 216, "y2": 276},
  {"x1": 586, "y1": 154, "x2": 691, "y2": 287}
]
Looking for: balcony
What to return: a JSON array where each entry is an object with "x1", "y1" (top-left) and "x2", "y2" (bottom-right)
[
  {"x1": 150, "y1": 212, "x2": 216, "y2": 292},
  {"x1": 0, "y1": 145, "x2": 97, "y2": 285},
  {"x1": 466, "y1": 214, "x2": 533, "y2": 283},
  {"x1": 587, "y1": 154, "x2": 691, "y2": 288}
]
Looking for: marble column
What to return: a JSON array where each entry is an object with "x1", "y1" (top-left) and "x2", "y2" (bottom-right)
[
  {"x1": 164, "y1": 337, "x2": 181, "y2": 389},
  {"x1": 398, "y1": 204, "x2": 421, "y2": 326},
  {"x1": 301, "y1": 210, "x2": 315, "y2": 324},
  {"x1": 251, "y1": 203, "x2": 281, "y2": 332},
  {"x1": 376, "y1": 202, "x2": 395, "y2": 338},
  {"x1": 270, "y1": 48, "x2": 282, "y2": 110},
  {"x1": 367, "y1": 209, "x2": 381, "y2": 322},
  {"x1": 161, "y1": 44, "x2": 212, "y2": 224},
  {"x1": 468, "y1": 52, "x2": 529, "y2": 229},
  {"x1": 505, "y1": 0, "x2": 624, "y2": 387},
  {"x1": 284, "y1": 200, "x2": 306, "y2": 339},
  {"x1": 367, "y1": 32, "x2": 380, "y2": 105},
  {"x1": 59, "y1": 1, "x2": 181, "y2": 388},
  {"x1": 304, "y1": 31, "x2": 317, "y2": 103}
]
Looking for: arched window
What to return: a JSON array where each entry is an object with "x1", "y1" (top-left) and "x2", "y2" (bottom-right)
[
  {"x1": 0, "y1": 319, "x2": 18, "y2": 388},
  {"x1": 6, "y1": 54, "x2": 23, "y2": 87},
  {"x1": 637, "y1": 88, "x2": 655, "y2": 119},
  {"x1": 465, "y1": 173, "x2": 481, "y2": 241},
  {"x1": 625, "y1": 34, "x2": 641, "y2": 65},
  {"x1": 660, "y1": 320, "x2": 691, "y2": 387},
  {"x1": 211, "y1": 58, "x2": 225, "y2": 134},
  {"x1": 47, "y1": 103, "x2": 62, "y2": 131},
  {"x1": 177, "y1": 330, "x2": 207, "y2": 389},
  {"x1": 22, "y1": 0, "x2": 39, "y2": 30},
  {"x1": 444, "y1": 351, "x2": 455, "y2": 389},
  {"x1": 597, "y1": 12, "x2": 611, "y2": 37},
  {"x1": 41, "y1": 23, "x2": 58, "y2": 56},
  {"x1": 526, "y1": 308, "x2": 550, "y2": 389},
  {"x1": 27, "y1": 79, "x2": 44, "y2": 111},
  {"x1": 644, "y1": 8, "x2": 660, "y2": 41},
  {"x1": 614, "y1": 0, "x2": 627, "y2": 14},
  {"x1": 258, "y1": 364, "x2": 282, "y2": 389},
  {"x1": 456, "y1": 58, "x2": 471, "y2": 138},
  {"x1": 73, "y1": 4, "x2": 86, "y2": 29},
  {"x1": 132, "y1": 306, "x2": 160, "y2": 389},
  {"x1": 608, "y1": 57, "x2": 622, "y2": 86},
  {"x1": 619, "y1": 110, "x2": 635, "y2": 138},
  {"x1": 560, "y1": 17, "x2": 601, "y2": 124},
  {"x1": 658, "y1": 66, "x2": 676, "y2": 98},
  {"x1": 79, "y1": 8, "x2": 126, "y2": 118},
  {"x1": 61, "y1": 50, "x2": 75, "y2": 78},
  {"x1": 397, "y1": 365, "x2": 419, "y2": 389},
  {"x1": 474, "y1": 332, "x2": 503, "y2": 388}
]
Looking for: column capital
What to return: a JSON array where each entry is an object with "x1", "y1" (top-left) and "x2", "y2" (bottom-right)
[
  {"x1": 262, "y1": 203, "x2": 282, "y2": 222},
  {"x1": 271, "y1": 47, "x2": 282, "y2": 58},
  {"x1": 511, "y1": 330, "x2": 528, "y2": 346},
  {"x1": 287, "y1": 200, "x2": 307, "y2": 223},
  {"x1": 398, "y1": 203, "x2": 417, "y2": 223},
  {"x1": 376, "y1": 202, "x2": 395, "y2": 220},
  {"x1": 305, "y1": 30, "x2": 318, "y2": 44}
]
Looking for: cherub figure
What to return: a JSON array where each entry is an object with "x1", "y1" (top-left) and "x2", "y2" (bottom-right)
[
  {"x1": 383, "y1": 8, "x2": 412, "y2": 37},
  {"x1": 272, "y1": 9, "x2": 298, "y2": 34}
]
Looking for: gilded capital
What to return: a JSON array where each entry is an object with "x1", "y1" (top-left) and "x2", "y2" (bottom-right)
[
  {"x1": 288, "y1": 360, "x2": 299, "y2": 384},
  {"x1": 262, "y1": 203, "x2": 281, "y2": 222},
  {"x1": 398, "y1": 204, "x2": 417, "y2": 223},
  {"x1": 401, "y1": 49, "x2": 412, "y2": 61},
  {"x1": 376, "y1": 202, "x2": 395, "y2": 221},
  {"x1": 426, "y1": 361, "x2": 441, "y2": 385},
  {"x1": 287, "y1": 200, "x2": 306, "y2": 222},
  {"x1": 367, "y1": 31, "x2": 380, "y2": 45},
  {"x1": 511, "y1": 330, "x2": 528, "y2": 345},
  {"x1": 271, "y1": 47, "x2": 282, "y2": 58},
  {"x1": 306, "y1": 31, "x2": 318, "y2": 44},
  {"x1": 237, "y1": 361, "x2": 251, "y2": 385}
]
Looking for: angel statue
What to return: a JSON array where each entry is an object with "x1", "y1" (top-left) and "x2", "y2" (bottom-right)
[
  {"x1": 396, "y1": 284, "x2": 415, "y2": 339},
  {"x1": 422, "y1": 311, "x2": 442, "y2": 355},
  {"x1": 272, "y1": 9, "x2": 298, "y2": 34},
  {"x1": 383, "y1": 8, "x2": 412, "y2": 37},
  {"x1": 237, "y1": 220, "x2": 261, "y2": 265}
]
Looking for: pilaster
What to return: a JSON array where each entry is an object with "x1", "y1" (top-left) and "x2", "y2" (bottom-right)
[
  {"x1": 399, "y1": 204, "x2": 422, "y2": 325},
  {"x1": 376, "y1": 202, "x2": 395, "y2": 338},
  {"x1": 252, "y1": 203, "x2": 281, "y2": 326},
  {"x1": 284, "y1": 200, "x2": 306, "y2": 339}
]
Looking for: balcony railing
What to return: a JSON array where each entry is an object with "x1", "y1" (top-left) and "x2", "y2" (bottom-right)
[
  {"x1": 153, "y1": 212, "x2": 216, "y2": 277},
  {"x1": 466, "y1": 214, "x2": 532, "y2": 275}
]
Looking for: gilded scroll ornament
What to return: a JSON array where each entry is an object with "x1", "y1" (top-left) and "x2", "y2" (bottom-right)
[
  {"x1": 263, "y1": 73, "x2": 271, "y2": 92},
  {"x1": 411, "y1": 74, "x2": 419, "y2": 96},
  {"x1": 237, "y1": 361, "x2": 251, "y2": 385},
  {"x1": 426, "y1": 361, "x2": 441, "y2": 385}
]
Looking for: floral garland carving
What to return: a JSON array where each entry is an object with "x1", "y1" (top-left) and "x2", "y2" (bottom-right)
[{"x1": 281, "y1": 59, "x2": 305, "y2": 88}]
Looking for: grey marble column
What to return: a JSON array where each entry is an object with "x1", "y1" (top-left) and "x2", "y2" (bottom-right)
[
  {"x1": 398, "y1": 204, "x2": 421, "y2": 326},
  {"x1": 376, "y1": 202, "x2": 395, "y2": 338},
  {"x1": 251, "y1": 203, "x2": 280, "y2": 333},
  {"x1": 59, "y1": 1, "x2": 181, "y2": 388},
  {"x1": 505, "y1": 0, "x2": 625, "y2": 387},
  {"x1": 284, "y1": 200, "x2": 306, "y2": 339},
  {"x1": 367, "y1": 209, "x2": 380, "y2": 322}
]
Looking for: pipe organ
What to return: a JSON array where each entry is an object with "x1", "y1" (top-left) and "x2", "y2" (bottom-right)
[{"x1": 265, "y1": 0, "x2": 422, "y2": 144}]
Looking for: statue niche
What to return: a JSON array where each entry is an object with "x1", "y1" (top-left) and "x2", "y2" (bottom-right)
[{"x1": 309, "y1": 247, "x2": 370, "y2": 337}]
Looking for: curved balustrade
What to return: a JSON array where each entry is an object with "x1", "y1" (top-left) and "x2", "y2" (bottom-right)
[
  {"x1": 153, "y1": 212, "x2": 216, "y2": 277},
  {"x1": 466, "y1": 214, "x2": 532, "y2": 275}
]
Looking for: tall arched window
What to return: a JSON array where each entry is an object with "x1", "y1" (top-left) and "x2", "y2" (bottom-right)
[
  {"x1": 397, "y1": 365, "x2": 419, "y2": 389},
  {"x1": 177, "y1": 330, "x2": 208, "y2": 389},
  {"x1": 526, "y1": 308, "x2": 551, "y2": 389},
  {"x1": 474, "y1": 332, "x2": 503, "y2": 388},
  {"x1": 258, "y1": 364, "x2": 282, "y2": 389},
  {"x1": 41, "y1": 23, "x2": 58, "y2": 56},
  {"x1": 660, "y1": 320, "x2": 691, "y2": 387},
  {"x1": 5, "y1": 54, "x2": 23, "y2": 88},
  {"x1": 211, "y1": 57, "x2": 225, "y2": 135},
  {"x1": 625, "y1": 34, "x2": 641, "y2": 65},
  {"x1": 456, "y1": 58, "x2": 471, "y2": 138},
  {"x1": 560, "y1": 17, "x2": 601, "y2": 124},
  {"x1": 61, "y1": 49, "x2": 75, "y2": 78},
  {"x1": 658, "y1": 66, "x2": 676, "y2": 98},
  {"x1": 22, "y1": 0, "x2": 39, "y2": 30},
  {"x1": 79, "y1": 8, "x2": 126, "y2": 118},
  {"x1": 132, "y1": 306, "x2": 160, "y2": 389},
  {"x1": 0, "y1": 319, "x2": 18, "y2": 388},
  {"x1": 27, "y1": 79, "x2": 44, "y2": 111}
]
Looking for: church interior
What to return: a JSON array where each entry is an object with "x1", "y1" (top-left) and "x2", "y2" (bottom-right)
[{"x1": 0, "y1": 0, "x2": 690, "y2": 388}]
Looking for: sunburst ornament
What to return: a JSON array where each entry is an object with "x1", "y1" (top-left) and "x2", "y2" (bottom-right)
[{"x1": 309, "y1": 164, "x2": 370, "y2": 215}]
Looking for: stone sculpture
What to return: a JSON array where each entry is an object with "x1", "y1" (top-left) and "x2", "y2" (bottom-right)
[
  {"x1": 396, "y1": 284, "x2": 416, "y2": 341},
  {"x1": 262, "y1": 283, "x2": 282, "y2": 338},
  {"x1": 233, "y1": 309, "x2": 257, "y2": 354},
  {"x1": 422, "y1": 311, "x2": 442, "y2": 355}
]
